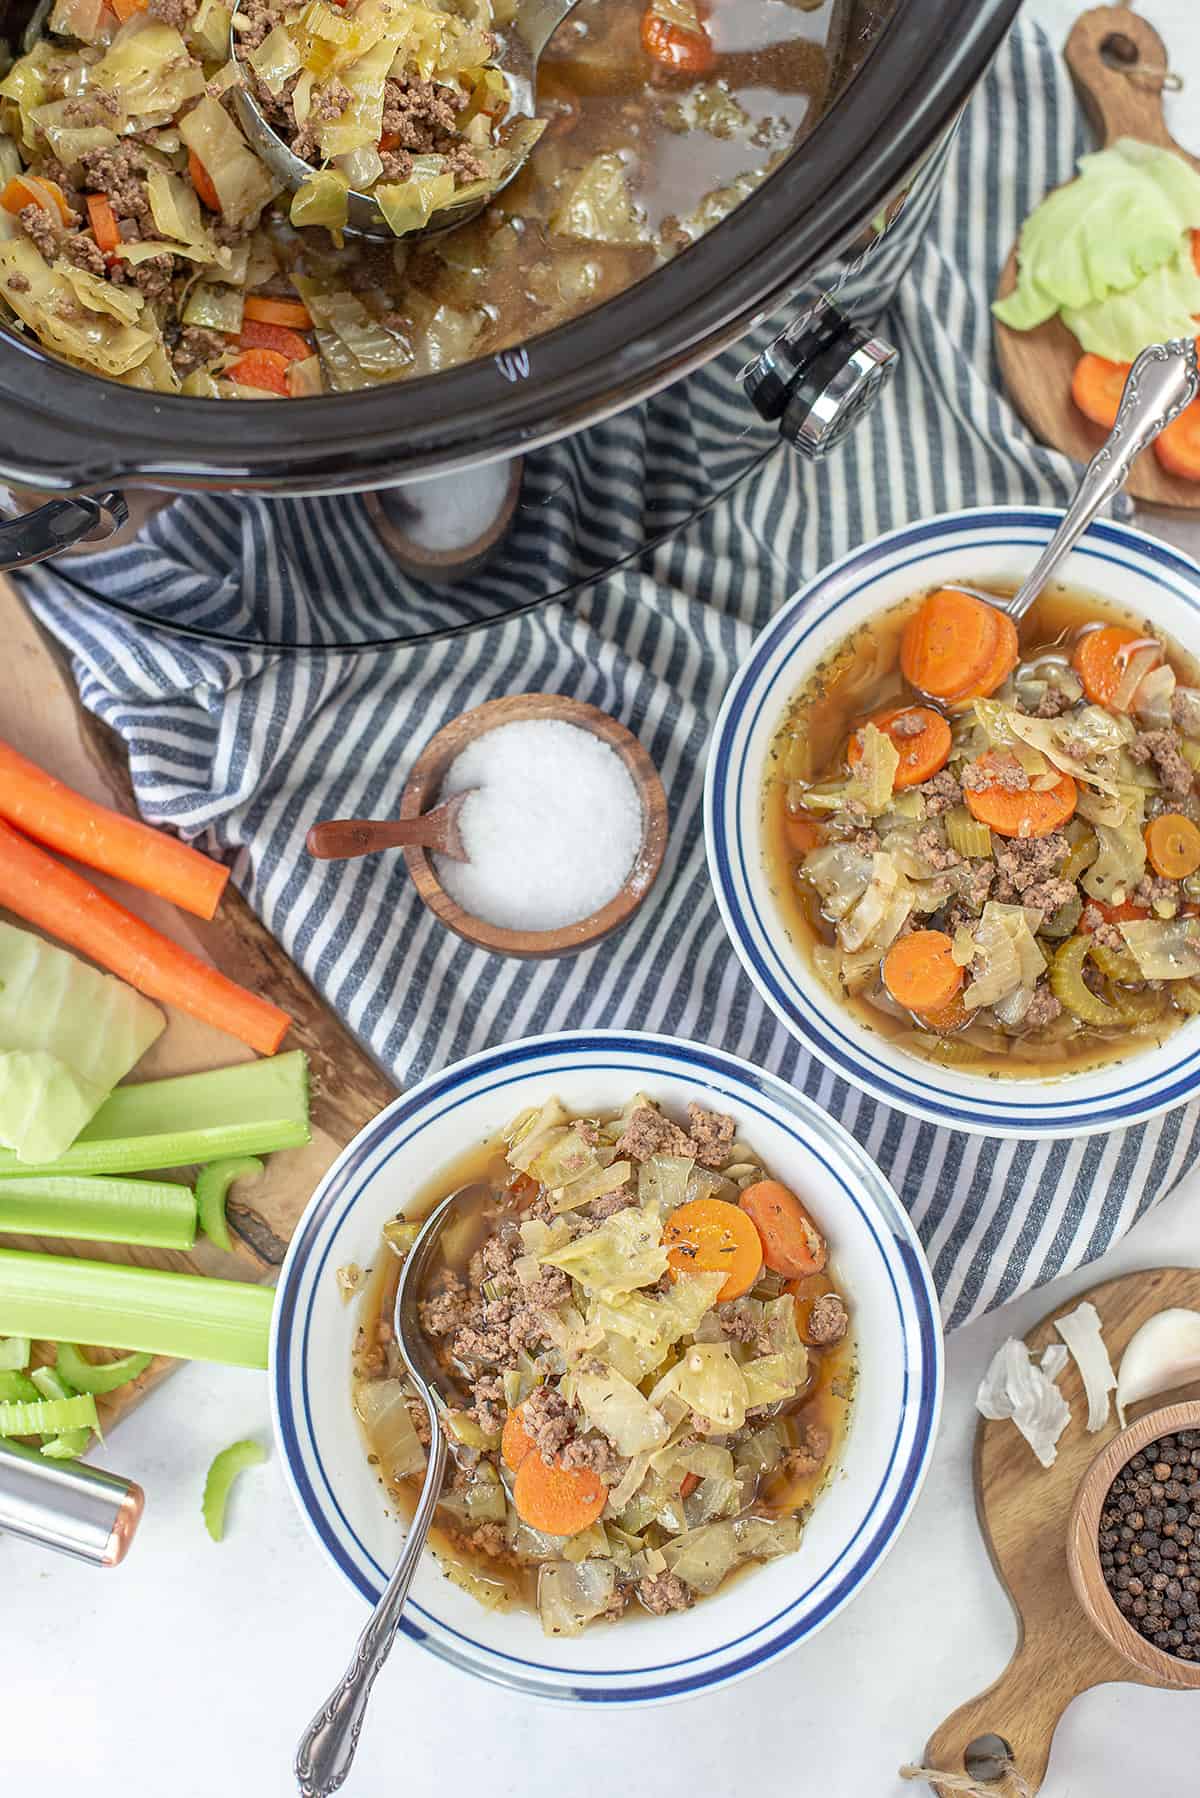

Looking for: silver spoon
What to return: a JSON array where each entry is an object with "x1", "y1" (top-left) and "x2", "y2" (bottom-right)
[
  {"x1": 231, "y1": 0, "x2": 584, "y2": 243},
  {"x1": 947, "y1": 337, "x2": 1200, "y2": 623},
  {"x1": 294, "y1": 1181, "x2": 492, "y2": 1798}
]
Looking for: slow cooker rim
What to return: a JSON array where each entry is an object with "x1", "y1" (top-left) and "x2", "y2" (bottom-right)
[{"x1": 0, "y1": 0, "x2": 1023, "y2": 495}]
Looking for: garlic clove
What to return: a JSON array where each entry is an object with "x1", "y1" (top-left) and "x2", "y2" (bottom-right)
[{"x1": 1115, "y1": 1307, "x2": 1200, "y2": 1425}]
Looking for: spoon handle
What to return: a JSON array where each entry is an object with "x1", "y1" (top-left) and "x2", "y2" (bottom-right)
[
  {"x1": 1007, "y1": 337, "x2": 1200, "y2": 623},
  {"x1": 294, "y1": 1423, "x2": 448, "y2": 1797},
  {"x1": 306, "y1": 818, "x2": 438, "y2": 860}
]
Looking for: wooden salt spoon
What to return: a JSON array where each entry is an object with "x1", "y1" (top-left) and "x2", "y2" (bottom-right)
[{"x1": 305, "y1": 791, "x2": 473, "y2": 863}]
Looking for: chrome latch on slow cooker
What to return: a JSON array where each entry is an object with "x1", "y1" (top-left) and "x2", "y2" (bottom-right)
[{"x1": 742, "y1": 296, "x2": 898, "y2": 461}]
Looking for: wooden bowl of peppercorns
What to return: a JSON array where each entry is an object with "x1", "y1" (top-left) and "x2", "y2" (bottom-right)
[{"x1": 1068, "y1": 1400, "x2": 1200, "y2": 1688}]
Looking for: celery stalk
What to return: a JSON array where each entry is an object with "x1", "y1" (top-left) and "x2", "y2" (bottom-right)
[
  {"x1": 203, "y1": 1437, "x2": 266, "y2": 1541},
  {"x1": 196, "y1": 1155, "x2": 263, "y2": 1253},
  {"x1": 0, "y1": 1392, "x2": 99, "y2": 1436},
  {"x1": 0, "y1": 1052, "x2": 309, "y2": 1179},
  {"x1": 0, "y1": 1334, "x2": 30, "y2": 1370},
  {"x1": 0, "y1": 1175, "x2": 197, "y2": 1250},
  {"x1": 0, "y1": 1369, "x2": 38, "y2": 1401},
  {"x1": 0, "y1": 1249, "x2": 274, "y2": 1367},
  {"x1": 56, "y1": 1342, "x2": 152, "y2": 1395},
  {"x1": 31, "y1": 1363, "x2": 91, "y2": 1459}
]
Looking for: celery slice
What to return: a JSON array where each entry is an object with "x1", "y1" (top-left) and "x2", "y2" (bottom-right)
[
  {"x1": 0, "y1": 1369, "x2": 39, "y2": 1401},
  {"x1": 56, "y1": 1342, "x2": 153, "y2": 1396},
  {"x1": 0, "y1": 1249, "x2": 274, "y2": 1367},
  {"x1": 196, "y1": 1155, "x2": 263, "y2": 1253},
  {"x1": 31, "y1": 1363, "x2": 91, "y2": 1458},
  {"x1": 0, "y1": 1052, "x2": 310, "y2": 1179},
  {"x1": 203, "y1": 1437, "x2": 266, "y2": 1541},
  {"x1": 0, "y1": 1334, "x2": 30, "y2": 1370},
  {"x1": 0, "y1": 1174, "x2": 197, "y2": 1249},
  {"x1": 0, "y1": 1392, "x2": 99, "y2": 1436}
]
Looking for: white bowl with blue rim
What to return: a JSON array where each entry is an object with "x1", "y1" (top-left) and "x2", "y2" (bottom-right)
[
  {"x1": 271, "y1": 1029, "x2": 942, "y2": 1705},
  {"x1": 705, "y1": 506, "x2": 1200, "y2": 1140}
]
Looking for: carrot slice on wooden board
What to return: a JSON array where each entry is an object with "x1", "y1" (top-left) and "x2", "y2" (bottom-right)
[
  {"x1": 242, "y1": 295, "x2": 313, "y2": 330},
  {"x1": 640, "y1": 7, "x2": 715, "y2": 74},
  {"x1": 1072, "y1": 624, "x2": 1161, "y2": 706},
  {"x1": 85, "y1": 193, "x2": 121, "y2": 255},
  {"x1": 945, "y1": 607, "x2": 1019, "y2": 707},
  {"x1": 501, "y1": 1405, "x2": 535, "y2": 1473},
  {"x1": 237, "y1": 319, "x2": 311, "y2": 362},
  {"x1": 738, "y1": 1180, "x2": 826, "y2": 1278},
  {"x1": 881, "y1": 929, "x2": 964, "y2": 1019},
  {"x1": 848, "y1": 705, "x2": 951, "y2": 788},
  {"x1": 188, "y1": 148, "x2": 220, "y2": 212},
  {"x1": 662, "y1": 1197, "x2": 763, "y2": 1302},
  {"x1": 0, "y1": 739, "x2": 229, "y2": 919},
  {"x1": 1146, "y1": 813, "x2": 1200, "y2": 880},
  {"x1": 1155, "y1": 399, "x2": 1200, "y2": 484},
  {"x1": 0, "y1": 820, "x2": 289, "y2": 1055},
  {"x1": 899, "y1": 588, "x2": 1002, "y2": 702},
  {"x1": 512, "y1": 1450, "x2": 607, "y2": 1536},
  {"x1": 782, "y1": 811, "x2": 824, "y2": 856},
  {"x1": 226, "y1": 348, "x2": 291, "y2": 396},
  {"x1": 963, "y1": 752, "x2": 1076, "y2": 838},
  {"x1": 1071, "y1": 354, "x2": 1130, "y2": 431}
]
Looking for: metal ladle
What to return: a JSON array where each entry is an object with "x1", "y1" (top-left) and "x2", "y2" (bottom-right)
[
  {"x1": 231, "y1": 0, "x2": 584, "y2": 243},
  {"x1": 947, "y1": 337, "x2": 1200, "y2": 623},
  {"x1": 294, "y1": 1181, "x2": 492, "y2": 1798}
]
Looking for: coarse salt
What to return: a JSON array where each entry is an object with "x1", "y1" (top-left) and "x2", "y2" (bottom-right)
[{"x1": 434, "y1": 718, "x2": 645, "y2": 932}]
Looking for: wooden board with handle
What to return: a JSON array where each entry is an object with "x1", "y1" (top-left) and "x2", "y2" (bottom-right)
[
  {"x1": 994, "y1": 6, "x2": 1200, "y2": 511},
  {"x1": 920, "y1": 1265, "x2": 1200, "y2": 1796},
  {"x1": 0, "y1": 582, "x2": 397, "y2": 1428}
]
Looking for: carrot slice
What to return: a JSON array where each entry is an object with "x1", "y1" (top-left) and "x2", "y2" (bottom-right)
[
  {"x1": 512, "y1": 1451, "x2": 607, "y2": 1536},
  {"x1": 1079, "y1": 899, "x2": 1149, "y2": 933},
  {"x1": 1155, "y1": 399, "x2": 1200, "y2": 484},
  {"x1": 238, "y1": 319, "x2": 311, "y2": 362},
  {"x1": 963, "y1": 752, "x2": 1076, "y2": 839},
  {"x1": 1146, "y1": 813, "x2": 1200, "y2": 880},
  {"x1": 1071, "y1": 354, "x2": 1130, "y2": 431},
  {"x1": 111, "y1": 0, "x2": 146, "y2": 18},
  {"x1": 848, "y1": 705, "x2": 951, "y2": 789},
  {"x1": 640, "y1": 6, "x2": 715, "y2": 74},
  {"x1": 662, "y1": 1197, "x2": 763, "y2": 1301},
  {"x1": 1, "y1": 175, "x2": 73, "y2": 225},
  {"x1": 242, "y1": 295, "x2": 313, "y2": 330},
  {"x1": 85, "y1": 193, "x2": 121, "y2": 255},
  {"x1": 501, "y1": 1405, "x2": 535, "y2": 1473},
  {"x1": 188, "y1": 147, "x2": 220, "y2": 213},
  {"x1": 679, "y1": 1471, "x2": 701, "y2": 1500},
  {"x1": 899, "y1": 588, "x2": 1002, "y2": 703},
  {"x1": 1072, "y1": 624, "x2": 1161, "y2": 706},
  {"x1": 0, "y1": 820, "x2": 289, "y2": 1055},
  {"x1": 946, "y1": 608, "x2": 1019, "y2": 707},
  {"x1": 0, "y1": 738, "x2": 229, "y2": 920},
  {"x1": 783, "y1": 811, "x2": 824, "y2": 856},
  {"x1": 226, "y1": 348, "x2": 291, "y2": 396},
  {"x1": 881, "y1": 929, "x2": 965, "y2": 1020},
  {"x1": 738, "y1": 1180, "x2": 826, "y2": 1279}
]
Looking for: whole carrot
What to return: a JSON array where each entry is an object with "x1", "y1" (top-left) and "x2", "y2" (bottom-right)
[
  {"x1": 0, "y1": 820, "x2": 288, "y2": 1056},
  {"x1": 0, "y1": 739, "x2": 229, "y2": 921}
]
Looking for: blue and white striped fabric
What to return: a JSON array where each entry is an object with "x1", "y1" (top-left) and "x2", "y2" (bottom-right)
[{"x1": 19, "y1": 21, "x2": 1200, "y2": 1328}]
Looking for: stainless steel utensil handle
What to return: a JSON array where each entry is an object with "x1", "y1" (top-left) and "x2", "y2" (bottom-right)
[
  {"x1": 0, "y1": 491, "x2": 128, "y2": 569},
  {"x1": 0, "y1": 1436, "x2": 143, "y2": 1565},
  {"x1": 295, "y1": 1422, "x2": 448, "y2": 1797},
  {"x1": 1007, "y1": 338, "x2": 1199, "y2": 622}
]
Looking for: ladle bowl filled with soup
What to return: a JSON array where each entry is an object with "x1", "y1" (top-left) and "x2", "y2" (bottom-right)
[{"x1": 705, "y1": 507, "x2": 1200, "y2": 1138}]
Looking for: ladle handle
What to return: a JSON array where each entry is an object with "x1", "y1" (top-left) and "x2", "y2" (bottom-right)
[
  {"x1": 0, "y1": 491, "x2": 128, "y2": 569},
  {"x1": 1006, "y1": 338, "x2": 1199, "y2": 622},
  {"x1": 294, "y1": 1424, "x2": 448, "y2": 1797}
]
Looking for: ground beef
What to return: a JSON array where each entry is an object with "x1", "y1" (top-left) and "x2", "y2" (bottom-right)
[
  {"x1": 522, "y1": 1384, "x2": 575, "y2": 1463},
  {"x1": 919, "y1": 768, "x2": 963, "y2": 817},
  {"x1": 381, "y1": 73, "x2": 462, "y2": 144},
  {"x1": 1173, "y1": 689, "x2": 1200, "y2": 738},
  {"x1": 782, "y1": 1423, "x2": 831, "y2": 1479},
  {"x1": 1021, "y1": 876, "x2": 1077, "y2": 916},
  {"x1": 17, "y1": 203, "x2": 64, "y2": 261},
  {"x1": 1086, "y1": 918, "x2": 1127, "y2": 951},
  {"x1": 585, "y1": 1186, "x2": 637, "y2": 1222},
  {"x1": 1131, "y1": 731, "x2": 1194, "y2": 798},
  {"x1": 1130, "y1": 873, "x2": 1182, "y2": 912},
  {"x1": 559, "y1": 1430, "x2": 628, "y2": 1486},
  {"x1": 718, "y1": 1299, "x2": 761, "y2": 1343},
  {"x1": 914, "y1": 825, "x2": 961, "y2": 873},
  {"x1": 521, "y1": 1267, "x2": 572, "y2": 1309},
  {"x1": 5, "y1": 272, "x2": 29, "y2": 293},
  {"x1": 464, "y1": 1520, "x2": 508, "y2": 1559},
  {"x1": 406, "y1": 1395, "x2": 432, "y2": 1448},
  {"x1": 686, "y1": 1102, "x2": 736, "y2": 1169},
  {"x1": 418, "y1": 1271, "x2": 472, "y2": 1338},
  {"x1": 615, "y1": 1105, "x2": 695, "y2": 1163},
  {"x1": 891, "y1": 709, "x2": 926, "y2": 738},
  {"x1": 962, "y1": 756, "x2": 1028, "y2": 794},
  {"x1": 467, "y1": 1225, "x2": 522, "y2": 1294},
  {"x1": 60, "y1": 233, "x2": 108, "y2": 277},
  {"x1": 991, "y1": 832, "x2": 1069, "y2": 900},
  {"x1": 957, "y1": 858, "x2": 997, "y2": 912},
  {"x1": 378, "y1": 149, "x2": 415, "y2": 182},
  {"x1": 312, "y1": 80, "x2": 352, "y2": 122},
  {"x1": 1021, "y1": 981, "x2": 1063, "y2": 1031},
  {"x1": 599, "y1": 1585, "x2": 633, "y2": 1622},
  {"x1": 845, "y1": 826, "x2": 881, "y2": 853},
  {"x1": 637, "y1": 1572, "x2": 693, "y2": 1615},
  {"x1": 78, "y1": 144, "x2": 154, "y2": 228},
  {"x1": 234, "y1": 0, "x2": 280, "y2": 49},
  {"x1": 806, "y1": 1293, "x2": 849, "y2": 1345},
  {"x1": 172, "y1": 324, "x2": 227, "y2": 375},
  {"x1": 147, "y1": 0, "x2": 200, "y2": 26}
]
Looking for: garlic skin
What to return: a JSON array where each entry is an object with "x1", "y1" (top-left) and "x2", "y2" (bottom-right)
[
  {"x1": 1115, "y1": 1308, "x2": 1200, "y2": 1425},
  {"x1": 1055, "y1": 1299, "x2": 1117, "y2": 1432}
]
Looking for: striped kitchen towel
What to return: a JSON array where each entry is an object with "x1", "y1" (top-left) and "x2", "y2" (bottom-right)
[{"x1": 19, "y1": 20, "x2": 1200, "y2": 1328}]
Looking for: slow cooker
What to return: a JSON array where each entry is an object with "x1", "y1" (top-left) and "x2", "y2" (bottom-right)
[{"x1": 0, "y1": 0, "x2": 1022, "y2": 641}]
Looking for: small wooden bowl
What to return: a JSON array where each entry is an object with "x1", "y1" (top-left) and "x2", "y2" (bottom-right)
[
  {"x1": 1067, "y1": 1399, "x2": 1200, "y2": 1690},
  {"x1": 399, "y1": 693, "x2": 669, "y2": 959}
]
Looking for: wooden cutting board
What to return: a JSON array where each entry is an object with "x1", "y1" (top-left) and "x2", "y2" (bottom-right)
[
  {"x1": 994, "y1": 6, "x2": 1200, "y2": 511},
  {"x1": 921, "y1": 1265, "x2": 1200, "y2": 1796},
  {"x1": 0, "y1": 581, "x2": 397, "y2": 1430}
]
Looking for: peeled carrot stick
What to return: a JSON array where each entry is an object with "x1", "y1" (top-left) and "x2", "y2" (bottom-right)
[
  {"x1": 0, "y1": 821, "x2": 288, "y2": 1055},
  {"x1": 0, "y1": 740, "x2": 229, "y2": 921}
]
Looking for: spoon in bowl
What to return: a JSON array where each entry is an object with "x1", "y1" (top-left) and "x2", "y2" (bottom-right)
[
  {"x1": 945, "y1": 337, "x2": 1199, "y2": 624},
  {"x1": 306, "y1": 789, "x2": 473, "y2": 862},
  {"x1": 294, "y1": 1181, "x2": 493, "y2": 1798},
  {"x1": 231, "y1": 0, "x2": 584, "y2": 243}
]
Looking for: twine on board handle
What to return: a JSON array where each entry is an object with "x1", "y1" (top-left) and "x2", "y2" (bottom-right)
[{"x1": 899, "y1": 1759, "x2": 1034, "y2": 1798}]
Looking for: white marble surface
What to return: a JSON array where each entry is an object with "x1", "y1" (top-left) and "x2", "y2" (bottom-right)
[{"x1": 10, "y1": 3, "x2": 1200, "y2": 1792}]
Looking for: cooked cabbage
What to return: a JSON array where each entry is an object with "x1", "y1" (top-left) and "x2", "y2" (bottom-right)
[
  {"x1": 1119, "y1": 917, "x2": 1200, "y2": 980},
  {"x1": 661, "y1": 1513, "x2": 802, "y2": 1594},
  {"x1": 537, "y1": 1558, "x2": 617, "y2": 1636},
  {"x1": 838, "y1": 852, "x2": 904, "y2": 954},
  {"x1": 574, "y1": 1367, "x2": 670, "y2": 1455},
  {"x1": 60, "y1": 264, "x2": 144, "y2": 325},
  {"x1": 0, "y1": 240, "x2": 158, "y2": 377},
  {"x1": 962, "y1": 902, "x2": 1044, "y2": 1011},
  {"x1": 182, "y1": 281, "x2": 243, "y2": 333},
  {"x1": 551, "y1": 153, "x2": 649, "y2": 247},
  {"x1": 147, "y1": 167, "x2": 212, "y2": 252},
  {"x1": 973, "y1": 697, "x2": 1123, "y2": 795},
  {"x1": 539, "y1": 1203, "x2": 669, "y2": 1300},
  {"x1": 1082, "y1": 806, "x2": 1147, "y2": 904},
  {"x1": 91, "y1": 19, "x2": 205, "y2": 122},
  {"x1": 848, "y1": 722, "x2": 900, "y2": 815},
  {"x1": 248, "y1": 24, "x2": 303, "y2": 95},
  {"x1": 650, "y1": 1341, "x2": 750, "y2": 1434},
  {"x1": 179, "y1": 96, "x2": 279, "y2": 231},
  {"x1": 636, "y1": 1152, "x2": 694, "y2": 1212},
  {"x1": 353, "y1": 1377, "x2": 425, "y2": 1481}
]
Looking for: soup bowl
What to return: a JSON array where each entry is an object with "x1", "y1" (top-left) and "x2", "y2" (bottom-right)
[
  {"x1": 705, "y1": 506, "x2": 1200, "y2": 1139},
  {"x1": 271, "y1": 1029, "x2": 942, "y2": 1704}
]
